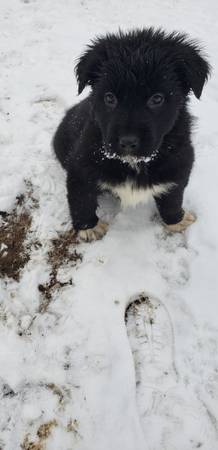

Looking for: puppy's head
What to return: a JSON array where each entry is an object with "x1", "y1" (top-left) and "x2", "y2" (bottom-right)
[{"x1": 76, "y1": 28, "x2": 210, "y2": 159}]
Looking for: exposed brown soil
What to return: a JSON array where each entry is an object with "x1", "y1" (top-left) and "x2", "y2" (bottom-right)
[
  {"x1": 0, "y1": 182, "x2": 38, "y2": 281},
  {"x1": 21, "y1": 438, "x2": 43, "y2": 450},
  {"x1": 0, "y1": 211, "x2": 32, "y2": 281},
  {"x1": 67, "y1": 418, "x2": 81, "y2": 438},
  {"x1": 38, "y1": 230, "x2": 82, "y2": 312},
  {"x1": 46, "y1": 383, "x2": 65, "y2": 405},
  {"x1": 37, "y1": 420, "x2": 57, "y2": 439},
  {"x1": 21, "y1": 420, "x2": 57, "y2": 450},
  {"x1": 48, "y1": 229, "x2": 80, "y2": 272},
  {"x1": 0, "y1": 179, "x2": 82, "y2": 310}
]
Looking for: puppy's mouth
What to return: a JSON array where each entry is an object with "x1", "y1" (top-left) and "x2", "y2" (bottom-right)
[{"x1": 100, "y1": 145, "x2": 159, "y2": 165}]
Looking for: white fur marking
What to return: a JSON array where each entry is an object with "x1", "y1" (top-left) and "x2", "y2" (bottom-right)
[{"x1": 100, "y1": 181, "x2": 176, "y2": 208}]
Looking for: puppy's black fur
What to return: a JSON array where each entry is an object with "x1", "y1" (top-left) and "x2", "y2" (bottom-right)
[{"x1": 53, "y1": 28, "x2": 210, "y2": 231}]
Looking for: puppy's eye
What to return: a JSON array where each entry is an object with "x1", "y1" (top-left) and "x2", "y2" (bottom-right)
[
  {"x1": 104, "y1": 92, "x2": 117, "y2": 108},
  {"x1": 147, "y1": 93, "x2": 165, "y2": 108}
]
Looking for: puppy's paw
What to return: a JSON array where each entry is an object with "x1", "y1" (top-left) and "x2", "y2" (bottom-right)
[
  {"x1": 77, "y1": 221, "x2": 109, "y2": 242},
  {"x1": 164, "y1": 211, "x2": 196, "y2": 232}
]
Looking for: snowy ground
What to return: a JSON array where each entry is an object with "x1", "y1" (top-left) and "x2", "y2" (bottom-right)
[{"x1": 1, "y1": 0, "x2": 218, "y2": 449}]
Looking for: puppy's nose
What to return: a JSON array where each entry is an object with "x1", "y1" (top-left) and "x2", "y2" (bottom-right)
[{"x1": 119, "y1": 135, "x2": 139, "y2": 152}]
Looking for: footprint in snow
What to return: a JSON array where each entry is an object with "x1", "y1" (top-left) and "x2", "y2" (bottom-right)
[
  {"x1": 31, "y1": 94, "x2": 66, "y2": 110},
  {"x1": 125, "y1": 293, "x2": 217, "y2": 449},
  {"x1": 30, "y1": 95, "x2": 66, "y2": 129}
]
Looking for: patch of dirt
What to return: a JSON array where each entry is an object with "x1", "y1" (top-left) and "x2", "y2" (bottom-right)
[
  {"x1": 46, "y1": 383, "x2": 65, "y2": 405},
  {"x1": 0, "y1": 178, "x2": 82, "y2": 310},
  {"x1": 37, "y1": 420, "x2": 57, "y2": 439},
  {"x1": 48, "y1": 230, "x2": 82, "y2": 271},
  {"x1": 21, "y1": 420, "x2": 57, "y2": 450},
  {"x1": 21, "y1": 438, "x2": 43, "y2": 450},
  {"x1": 38, "y1": 230, "x2": 82, "y2": 312},
  {"x1": 0, "y1": 212, "x2": 31, "y2": 281},
  {"x1": 0, "y1": 181, "x2": 38, "y2": 281},
  {"x1": 38, "y1": 275, "x2": 73, "y2": 313},
  {"x1": 125, "y1": 293, "x2": 154, "y2": 323},
  {"x1": 67, "y1": 418, "x2": 81, "y2": 438}
]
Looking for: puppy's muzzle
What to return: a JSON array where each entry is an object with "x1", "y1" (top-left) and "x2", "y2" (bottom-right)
[{"x1": 119, "y1": 134, "x2": 139, "y2": 153}]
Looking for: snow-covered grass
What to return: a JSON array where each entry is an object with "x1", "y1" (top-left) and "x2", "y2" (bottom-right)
[{"x1": 1, "y1": 1, "x2": 218, "y2": 449}]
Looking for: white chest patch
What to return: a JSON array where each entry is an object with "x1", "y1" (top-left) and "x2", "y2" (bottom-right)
[{"x1": 100, "y1": 181, "x2": 176, "y2": 208}]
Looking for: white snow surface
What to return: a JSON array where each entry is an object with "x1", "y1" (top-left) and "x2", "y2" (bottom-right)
[{"x1": 1, "y1": 1, "x2": 218, "y2": 449}]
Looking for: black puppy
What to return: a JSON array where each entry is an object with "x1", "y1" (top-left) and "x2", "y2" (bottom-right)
[{"x1": 53, "y1": 28, "x2": 210, "y2": 241}]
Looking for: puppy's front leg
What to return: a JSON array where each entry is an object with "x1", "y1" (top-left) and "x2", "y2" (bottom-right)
[
  {"x1": 154, "y1": 184, "x2": 196, "y2": 232},
  {"x1": 67, "y1": 174, "x2": 108, "y2": 242}
]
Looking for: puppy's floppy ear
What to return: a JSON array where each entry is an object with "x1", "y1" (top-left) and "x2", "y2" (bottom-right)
[
  {"x1": 75, "y1": 39, "x2": 107, "y2": 94},
  {"x1": 172, "y1": 33, "x2": 211, "y2": 99}
]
